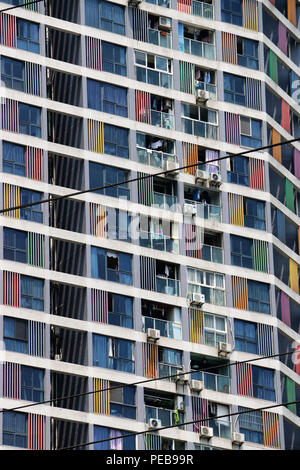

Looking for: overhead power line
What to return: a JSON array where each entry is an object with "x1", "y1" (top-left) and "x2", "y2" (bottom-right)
[
  {"x1": 1, "y1": 137, "x2": 300, "y2": 215},
  {"x1": 1, "y1": 350, "x2": 295, "y2": 415},
  {"x1": 58, "y1": 398, "x2": 300, "y2": 450}
]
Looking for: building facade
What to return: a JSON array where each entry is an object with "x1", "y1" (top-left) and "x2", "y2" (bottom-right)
[{"x1": 0, "y1": 0, "x2": 299, "y2": 450}]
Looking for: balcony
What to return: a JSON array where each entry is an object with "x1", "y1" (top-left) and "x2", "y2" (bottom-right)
[
  {"x1": 146, "y1": 406, "x2": 184, "y2": 428},
  {"x1": 137, "y1": 148, "x2": 178, "y2": 170},
  {"x1": 195, "y1": 80, "x2": 216, "y2": 100},
  {"x1": 192, "y1": 0, "x2": 213, "y2": 19},
  {"x1": 156, "y1": 276, "x2": 180, "y2": 296},
  {"x1": 140, "y1": 231, "x2": 179, "y2": 253},
  {"x1": 149, "y1": 29, "x2": 171, "y2": 48},
  {"x1": 184, "y1": 38, "x2": 215, "y2": 60},
  {"x1": 192, "y1": 371, "x2": 230, "y2": 393},
  {"x1": 158, "y1": 363, "x2": 182, "y2": 382},
  {"x1": 143, "y1": 316, "x2": 182, "y2": 340},
  {"x1": 153, "y1": 192, "x2": 177, "y2": 211},
  {"x1": 182, "y1": 118, "x2": 218, "y2": 139},
  {"x1": 184, "y1": 200, "x2": 222, "y2": 222},
  {"x1": 151, "y1": 110, "x2": 174, "y2": 129}
]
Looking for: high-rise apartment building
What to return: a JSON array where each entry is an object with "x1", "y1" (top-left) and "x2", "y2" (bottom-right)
[{"x1": 0, "y1": 0, "x2": 299, "y2": 451}]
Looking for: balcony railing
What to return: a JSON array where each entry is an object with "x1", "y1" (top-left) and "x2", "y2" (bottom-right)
[
  {"x1": 195, "y1": 80, "x2": 216, "y2": 100},
  {"x1": 149, "y1": 29, "x2": 171, "y2": 48},
  {"x1": 183, "y1": 38, "x2": 215, "y2": 60},
  {"x1": 182, "y1": 118, "x2": 218, "y2": 140},
  {"x1": 153, "y1": 192, "x2": 177, "y2": 211},
  {"x1": 159, "y1": 363, "x2": 182, "y2": 381},
  {"x1": 184, "y1": 200, "x2": 222, "y2": 222},
  {"x1": 145, "y1": 406, "x2": 184, "y2": 428},
  {"x1": 156, "y1": 276, "x2": 180, "y2": 296},
  {"x1": 201, "y1": 244, "x2": 223, "y2": 264},
  {"x1": 137, "y1": 148, "x2": 178, "y2": 170},
  {"x1": 143, "y1": 316, "x2": 182, "y2": 340},
  {"x1": 151, "y1": 110, "x2": 174, "y2": 129},
  {"x1": 192, "y1": 371, "x2": 230, "y2": 394},
  {"x1": 139, "y1": 231, "x2": 179, "y2": 254},
  {"x1": 192, "y1": 0, "x2": 213, "y2": 19}
]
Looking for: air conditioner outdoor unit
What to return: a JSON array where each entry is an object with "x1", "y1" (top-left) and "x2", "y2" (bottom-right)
[
  {"x1": 54, "y1": 352, "x2": 62, "y2": 361},
  {"x1": 218, "y1": 342, "x2": 232, "y2": 357},
  {"x1": 189, "y1": 380, "x2": 204, "y2": 392},
  {"x1": 183, "y1": 203, "x2": 197, "y2": 216},
  {"x1": 148, "y1": 418, "x2": 161, "y2": 430},
  {"x1": 196, "y1": 89, "x2": 210, "y2": 103},
  {"x1": 158, "y1": 16, "x2": 172, "y2": 30},
  {"x1": 176, "y1": 370, "x2": 188, "y2": 385},
  {"x1": 200, "y1": 426, "x2": 213, "y2": 438},
  {"x1": 195, "y1": 170, "x2": 210, "y2": 183},
  {"x1": 166, "y1": 161, "x2": 179, "y2": 175},
  {"x1": 209, "y1": 172, "x2": 222, "y2": 187},
  {"x1": 175, "y1": 396, "x2": 185, "y2": 411},
  {"x1": 191, "y1": 293, "x2": 205, "y2": 306},
  {"x1": 128, "y1": 0, "x2": 143, "y2": 6},
  {"x1": 147, "y1": 328, "x2": 160, "y2": 341},
  {"x1": 232, "y1": 432, "x2": 245, "y2": 445}
]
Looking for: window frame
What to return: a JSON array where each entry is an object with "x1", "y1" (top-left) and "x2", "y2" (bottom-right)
[
  {"x1": 2, "y1": 141, "x2": 26, "y2": 176},
  {"x1": 18, "y1": 103, "x2": 41, "y2": 138},
  {"x1": 3, "y1": 227, "x2": 27, "y2": 264},
  {"x1": 101, "y1": 41, "x2": 126, "y2": 76},
  {"x1": 135, "y1": 50, "x2": 173, "y2": 89},
  {"x1": 187, "y1": 268, "x2": 225, "y2": 306},
  {"x1": 17, "y1": 18, "x2": 39, "y2": 54},
  {"x1": 21, "y1": 366, "x2": 44, "y2": 402},
  {"x1": 1, "y1": 56, "x2": 25, "y2": 92},
  {"x1": 3, "y1": 411, "x2": 27, "y2": 448},
  {"x1": 234, "y1": 319, "x2": 258, "y2": 354}
]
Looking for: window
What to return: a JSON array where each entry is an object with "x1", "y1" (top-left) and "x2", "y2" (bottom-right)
[
  {"x1": 91, "y1": 247, "x2": 132, "y2": 285},
  {"x1": 108, "y1": 293, "x2": 133, "y2": 328},
  {"x1": 182, "y1": 103, "x2": 218, "y2": 139},
  {"x1": 238, "y1": 407, "x2": 263, "y2": 444},
  {"x1": 247, "y1": 280, "x2": 270, "y2": 314},
  {"x1": 4, "y1": 317, "x2": 28, "y2": 353},
  {"x1": 237, "y1": 38, "x2": 258, "y2": 70},
  {"x1": 221, "y1": 0, "x2": 242, "y2": 25},
  {"x1": 104, "y1": 124, "x2": 129, "y2": 159},
  {"x1": 89, "y1": 162, "x2": 130, "y2": 199},
  {"x1": 87, "y1": 79, "x2": 127, "y2": 117},
  {"x1": 21, "y1": 276, "x2": 44, "y2": 311},
  {"x1": 203, "y1": 313, "x2": 227, "y2": 347},
  {"x1": 136, "y1": 132, "x2": 175, "y2": 167},
  {"x1": 18, "y1": 103, "x2": 41, "y2": 137},
  {"x1": 252, "y1": 366, "x2": 275, "y2": 401},
  {"x1": 224, "y1": 73, "x2": 246, "y2": 106},
  {"x1": 94, "y1": 426, "x2": 135, "y2": 450},
  {"x1": 110, "y1": 383, "x2": 136, "y2": 419},
  {"x1": 234, "y1": 320, "x2": 257, "y2": 354},
  {"x1": 21, "y1": 366, "x2": 44, "y2": 402},
  {"x1": 85, "y1": 0, "x2": 125, "y2": 35},
  {"x1": 227, "y1": 155, "x2": 249, "y2": 186},
  {"x1": 3, "y1": 228, "x2": 27, "y2": 263},
  {"x1": 135, "y1": 51, "x2": 172, "y2": 89},
  {"x1": 93, "y1": 334, "x2": 135, "y2": 373},
  {"x1": 2, "y1": 141, "x2": 26, "y2": 176},
  {"x1": 159, "y1": 347, "x2": 182, "y2": 380},
  {"x1": 231, "y1": 235, "x2": 253, "y2": 269},
  {"x1": 240, "y1": 117, "x2": 262, "y2": 148},
  {"x1": 20, "y1": 189, "x2": 43, "y2": 223},
  {"x1": 17, "y1": 19, "x2": 39, "y2": 53},
  {"x1": 102, "y1": 42, "x2": 126, "y2": 76},
  {"x1": 106, "y1": 208, "x2": 131, "y2": 242},
  {"x1": 187, "y1": 268, "x2": 225, "y2": 306},
  {"x1": 3, "y1": 411, "x2": 27, "y2": 448},
  {"x1": 1, "y1": 57, "x2": 25, "y2": 92},
  {"x1": 244, "y1": 198, "x2": 265, "y2": 231}
]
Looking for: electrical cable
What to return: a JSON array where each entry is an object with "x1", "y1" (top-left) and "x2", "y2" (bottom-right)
[
  {"x1": 1, "y1": 137, "x2": 300, "y2": 215},
  {"x1": 58, "y1": 398, "x2": 300, "y2": 450}
]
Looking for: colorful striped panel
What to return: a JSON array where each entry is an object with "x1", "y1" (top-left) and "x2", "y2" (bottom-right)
[
  {"x1": 287, "y1": 0, "x2": 296, "y2": 27},
  {"x1": 236, "y1": 363, "x2": 253, "y2": 397},
  {"x1": 298, "y1": 227, "x2": 300, "y2": 256},
  {"x1": 293, "y1": 149, "x2": 300, "y2": 179},
  {"x1": 140, "y1": 256, "x2": 157, "y2": 291},
  {"x1": 246, "y1": 78, "x2": 262, "y2": 111},
  {"x1": 93, "y1": 378, "x2": 109, "y2": 415},
  {"x1": 86, "y1": 36, "x2": 101, "y2": 70},
  {"x1": 222, "y1": 33, "x2": 237, "y2": 65},
  {"x1": 262, "y1": 412, "x2": 280, "y2": 448},
  {"x1": 179, "y1": 61, "x2": 195, "y2": 94},
  {"x1": 269, "y1": 50, "x2": 278, "y2": 84},
  {"x1": 285, "y1": 178, "x2": 295, "y2": 213},
  {"x1": 182, "y1": 142, "x2": 198, "y2": 176},
  {"x1": 192, "y1": 397, "x2": 209, "y2": 432},
  {"x1": 1, "y1": 98, "x2": 19, "y2": 132},
  {"x1": 257, "y1": 324, "x2": 274, "y2": 356},
  {"x1": 88, "y1": 119, "x2": 104, "y2": 154},
  {"x1": 132, "y1": 7, "x2": 148, "y2": 42},
  {"x1": 27, "y1": 414, "x2": 45, "y2": 450},
  {"x1": 27, "y1": 232, "x2": 44, "y2": 268},
  {"x1": 253, "y1": 239, "x2": 269, "y2": 273},
  {"x1": 0, "y1": 13, "x2": 16, "y2": 48},
  {"x1": 278, "y1": 22, "x2": 287, "y2": 55},
  {"x1": 178, "y1": 0, "x2": 192, "y2": 14},
  {"x1": 242, "y1": 0, "x2": 258, "y2": 30},
  {"x1": 3, "y1": 362, "x2": 21, "y2": 399},
  {"x1": 25, "y1": 62, "x2": 41, "y2": 96},
  {"x1": 138, "y1": 172, "x2": 153, "y2": 206},
  {"x1": 228, "y1": 193, "x2": 244, "y2": 226},
  {"x1": 272, "y1": 129, "x2": 281, "y2": 163},
  {"x1": 91, "y1": 289, "x2": 108, "y2": 323},
  {"x1": 28, "y1": 321, "x2": 45, "y2": 357},
  {"x1": 280, "y1": 291, "x2": 291, "y2": 327},
  {"x1": 188, "y1": 308, "x2": 204, "y2": 344},
  {"x1": 26, "y1": 147, "x2": 43, "y2": 181},
  {"x1": 295, "y1": 342, "x2": 300, "y2": 376},
  {"x1": 232, "y1": 276, "x2": 248, "y2": 310},
  {"x1": 286, "y1": 377, "x2": 296, "y2": 414},
  {"x1": 289, "y1": 258, "x2": 299, "y2": 294},
  {"x1": 281, "y1": 100, "x2": 290, "y2": 134},
  {"x1": 90, "y1": 203, "x2": 107, "y2": 237},
  {"x1": 249, "y1": 158, "x2": 264, "y2": 191},
  {"x1": 225, "y1": 112, "x2": 240, "y2": 146},
  {"x1": 185, "y1": 224, "x2": 202, "y2": 259},
  {"x1": 142, "y1": 342, "x2": 158, "y2": 379},
  {"x1": 135, "y1": 91, "x2": 151, "y2": 124},
  {"x1": 3, "y1": 271, "x2": 20, "y2": 307},
  {"x1": 3, "y1": 184, "x2": 20, "y2": 218}
]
